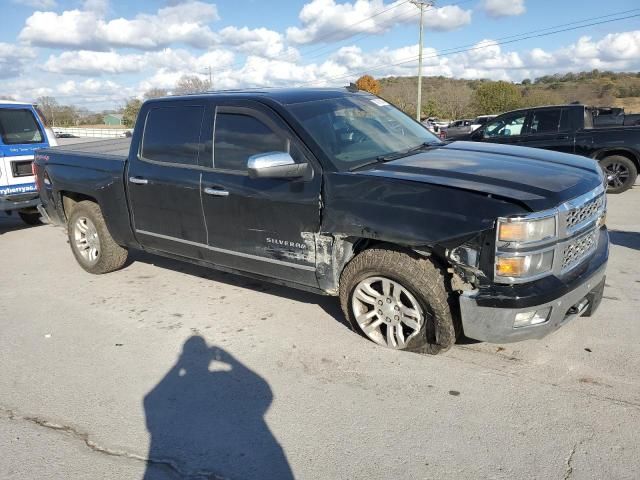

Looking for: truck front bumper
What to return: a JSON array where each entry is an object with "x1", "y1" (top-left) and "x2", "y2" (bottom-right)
[
  {"x1": 459, "y1": 228, "x2": 608, "y2": 343},
  {"x1": 0, "y1": 193, "x2": 40, "y2": 212}
]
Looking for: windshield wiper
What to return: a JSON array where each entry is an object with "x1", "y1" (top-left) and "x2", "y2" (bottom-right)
[
  {"x1": 349, "y1": 141, "x2": 441, "y2": 172},
  {"x1": 376, "y1": 141, "x2": 439, "y2": 162}
]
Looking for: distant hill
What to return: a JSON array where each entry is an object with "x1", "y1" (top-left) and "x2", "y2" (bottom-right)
[{"x1": 377, "y1": 70, "x2": 640, "y2": 120}]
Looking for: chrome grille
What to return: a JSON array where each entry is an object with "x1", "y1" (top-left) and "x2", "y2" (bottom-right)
[
  {"x1": 561, "y1": 230, "x2": 597, "y2": 272},
  {"x1": 565, "y1": 195, "x2": 604, "y2": 232}
]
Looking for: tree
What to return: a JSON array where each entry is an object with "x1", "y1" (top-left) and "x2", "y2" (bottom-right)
[
  {"x1": 174, "y1": 75, "x2": 212, "y2": 95},
  {"x1": 122, "y1": 98, "x2": 143, "y2": 128},
  {"x1": 435, "y1": 83, "x2": 472, "y2": 119},
  {"x1": 144, "y1": 88, "x2": 169, "y2": 100},
  {"x1": 355, "y1": 75, "x2": 381, "y2": 95},
  {"x1": 36, "y1": 96, "x2": 59, "y2": 126},
  {"x1": 471, "y1": 81, "x2": 522, "y2": 115},
  {"x1": 521, "y1": 78, "x2": 532, "y2": 85}
]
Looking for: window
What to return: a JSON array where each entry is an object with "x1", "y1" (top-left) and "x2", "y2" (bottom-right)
[
  {"x1": 214, "y1": 113, "x2": 288, "y2": 171},
  {"x1": 484, "y1": 112, "x2": 527, "y2": 138},
  {"x1": 288, "y1": 95, "x2": 440, "y2": 171},
  {"x1": 0, "y1": 108, "x2": 44, "y2": 145},
  {"x1": 141, "y1": 105, "x2": 204, "y2": 165},
  {"x1": 529, "y1": 109, "x2": 562, "y2": 134}
]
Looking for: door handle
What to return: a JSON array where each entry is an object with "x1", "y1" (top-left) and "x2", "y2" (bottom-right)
[
  {"x1": 203, "y1": 187, "x2": 229, "y2": 197},
  {"x1": 129, "y1": 177, "x2": 148, "y2": 185}
]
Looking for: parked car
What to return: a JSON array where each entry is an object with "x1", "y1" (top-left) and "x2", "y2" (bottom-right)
[
  {"x1": 463, "y1": 104, "x2": 640, "y2": 193},
  {"x1": 592, "y1": 107, "x2": 640, "y2": 127},
  {"x1": 0, "y1": 100, "x2": 56, "y2": 224},
  {"x1": 442, "y1": 119, "x2": 473, "y2": 139},
  {"x1": 35, "y1": 88, "x2": 608, "y2": 354},
  {"x1": 470, "y1": 115, "x2": 496, "y2": 131}
]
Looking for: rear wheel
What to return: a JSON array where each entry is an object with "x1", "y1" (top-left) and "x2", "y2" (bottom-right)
[
  {"x1": 18, "y1": 211, "x2": 42, "y2": 225},
  {"x1": 339, "y1": 247, "x2": 457, "y2": 354},
  {"x1": 67, "y1": 201, "x2": 128, "y2": 274},
  {"x1": 600, "y1": 155, "x2": 637, "y2": 194}
]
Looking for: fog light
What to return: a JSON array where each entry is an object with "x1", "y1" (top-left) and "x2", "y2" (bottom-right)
[{"x1": 514, "y1": 307, "x2": 552, "y2": 328}]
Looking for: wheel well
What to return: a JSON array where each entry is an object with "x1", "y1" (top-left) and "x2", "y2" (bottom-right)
[
  {"x1": 595, "y1": 149, "x2": 640, "y2": 170},
  {"x1": 60, "y1": 192, "x2": 98, "y2": 221}
]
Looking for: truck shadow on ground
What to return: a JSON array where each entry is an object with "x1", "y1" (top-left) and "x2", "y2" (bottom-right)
[
  {"x1": 0, "y1": 213, "x2": 41, "y2": 235},
  {"x1": 142, "y1": 335, "x2": 294, "y2": 480},
  {"x1": 609, "y1": 230, "x2": 640, "y2": 251},
  {"x1": 127, "y1": 250, "x2": 348, "y2": 329}
]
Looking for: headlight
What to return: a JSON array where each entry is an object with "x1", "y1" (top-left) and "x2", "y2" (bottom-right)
[
  {"x1": 497, "y1": 216, "x2": 556, "y2": 244},
  {"x1": 495, "y1": 250, "x2": 554, "y2": 278},
  {"x1": 495, "y1": 210, "x2": 558, "y2": 283}
]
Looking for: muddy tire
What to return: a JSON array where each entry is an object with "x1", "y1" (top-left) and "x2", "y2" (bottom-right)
[
  {"x1": 339, "y1": 247, "x2": 457, "y2": 354},
  {"x1": 18, "y1": 211, "x2": 42, "y2": 225},
  {"x1": 600, "y1": 155, "x2": 637, "y2": 194},
  {"x1": 67, "y1": 200, "x2": 128, "y2": 274}
]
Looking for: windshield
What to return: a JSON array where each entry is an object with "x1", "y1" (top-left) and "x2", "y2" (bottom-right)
[
  {"x1": 288, "y1": 94, "x2": 441, "y2": 171},
  {"x1": 0, "y1": 108, "x2": 44, "y2": 145}
]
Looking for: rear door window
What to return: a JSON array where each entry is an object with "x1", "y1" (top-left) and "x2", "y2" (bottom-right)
[
  {"x1": 0, "y1": 108, "x2": 44, "y2": 145},
  {"x1": 484, "y1": 112, "x2": 527, "y2": 138},
  {"x1": 529, "y1": 109, "x2": 562, "y2": 134},
  {"x1": 213, "y1": 112, "x2": 288, "y2": 171},
  {"x1": 141, "y1": 105, "x2": 204, "y2": 166}
]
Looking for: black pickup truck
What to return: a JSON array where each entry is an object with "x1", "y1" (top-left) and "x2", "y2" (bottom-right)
[
  {"x1": 463, "y1": 104, "x2": 640, "y2": 193},
  {"x1": 34, "y1": 88, "x2": 608, "y2": 354}
]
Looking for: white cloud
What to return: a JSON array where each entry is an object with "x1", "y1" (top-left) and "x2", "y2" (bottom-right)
[
  {"x1": 12, "y1": 0, "x2": 57, "y2": 9},
  {"x1": 0, "y1": 43, "x2": 37, "y2": 79},
  {"x1": 287, "y1": 0, "x2": 471, "y2": 44},
  {"x1": 19, "y1": 1, "x2": 219, "y2": 50},
  {"x1": 43, "y1": 48, "x2": 236, "y2": 76},
  {"x1": 482, "y1": 0, "x2": 526, "y2": 18},
  {"x1": 218, "y1": 27, "x2": 299, "y2": 59}
]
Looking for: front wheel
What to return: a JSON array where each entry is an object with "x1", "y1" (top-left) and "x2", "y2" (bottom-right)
[
  {"x1": 67, "y1": 201, "x2": 128, "y2": 274},
  {"x1": 339, "y1": 247, "x2": 457, "y2": 354},
  {"x1": 600, "y1": 155, "x2": 637, "y2": 194}
]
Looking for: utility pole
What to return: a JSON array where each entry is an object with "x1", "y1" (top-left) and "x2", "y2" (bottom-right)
[
  {"x1": 204, "y1": 66, "x2": 213, "y2": 88},
  {"x1": 411, "y1": 0, "x2": 434, "y2": 121}
]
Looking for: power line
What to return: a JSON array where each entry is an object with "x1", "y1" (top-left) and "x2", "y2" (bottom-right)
[
  {"x1": 297, "y1": 10, "x2": 640, "y2": 86},
  {"x1": 212, "y1": 0, "x2": 471, "y2": 82}
]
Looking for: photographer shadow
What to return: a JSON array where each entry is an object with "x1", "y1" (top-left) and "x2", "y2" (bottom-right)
[{"x1": 143, "y1": 336, "x2": 293, "y2": 479}]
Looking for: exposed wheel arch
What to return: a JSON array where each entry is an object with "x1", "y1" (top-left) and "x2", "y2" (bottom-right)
[{"x1": 60, "y1": 191, "x2": 99, "y2": 221}]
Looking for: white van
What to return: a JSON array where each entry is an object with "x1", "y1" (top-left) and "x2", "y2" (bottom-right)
[{"x1": 0, "y1": 100, "x2": 57, "y2": 224}]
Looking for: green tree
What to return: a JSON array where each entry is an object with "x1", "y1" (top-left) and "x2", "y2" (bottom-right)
[
  {"x1": 122, "y1": 98, "x2": 143, "y2": 128},
  {"x1": 521, "y1": 78, "x2": 531, "y2": 85},
  {"x1": 471, "y1": 81, "x2": 522, "y2": 115}
]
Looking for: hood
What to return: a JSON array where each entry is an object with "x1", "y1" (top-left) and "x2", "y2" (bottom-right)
[{"x1": 356, "y1": 141, "x2": 603, "y2": 211}]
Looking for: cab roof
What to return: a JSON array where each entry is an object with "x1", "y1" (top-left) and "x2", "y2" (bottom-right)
[
  {"x1": 150, "y1": 87, "x2": 369, "y2": 106},
  {"x1": 0, "y1": 99, "x2": 33, "y2": 106}
]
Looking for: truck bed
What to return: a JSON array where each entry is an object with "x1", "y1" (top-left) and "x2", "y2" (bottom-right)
[{"x1": 46, "y1": 138, "x2": 131, "y2": 160}]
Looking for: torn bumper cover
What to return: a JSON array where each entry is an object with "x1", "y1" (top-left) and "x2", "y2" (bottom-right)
[{"x1": 459, "y1": 228, "x2": 608, "y2": 343}]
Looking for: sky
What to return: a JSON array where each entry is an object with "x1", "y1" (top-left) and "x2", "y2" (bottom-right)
[{"x1": 0, "y1": 0, "x2": 639, "y2": 110}]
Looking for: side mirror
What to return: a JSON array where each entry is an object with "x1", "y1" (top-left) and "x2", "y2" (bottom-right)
[{"x1": 247, "y1": 152, "x2": 308, "y2": 179}]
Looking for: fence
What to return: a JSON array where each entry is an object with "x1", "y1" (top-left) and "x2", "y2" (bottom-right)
[{"x1": 53, "y1": 126, "x2": 131, "y2": 139}]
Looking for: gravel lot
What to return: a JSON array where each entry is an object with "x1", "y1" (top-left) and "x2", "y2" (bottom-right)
[{"x1": 1, "y1": 142, "x2": 639, "y2": 479}]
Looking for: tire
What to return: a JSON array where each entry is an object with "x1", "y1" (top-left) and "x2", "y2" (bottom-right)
[
  {"x1": 18, "y1": 211, "x2": 42, "y2": 225},
  {"x1": 600, "y1": 155, "x2": 637, "y2": 194},
  {"x1": 67, "y1": 200, "x2": 128, "y2": 274},
  {"x1": 339, "y1": 247, "x2": 457, "y2": 355}
]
